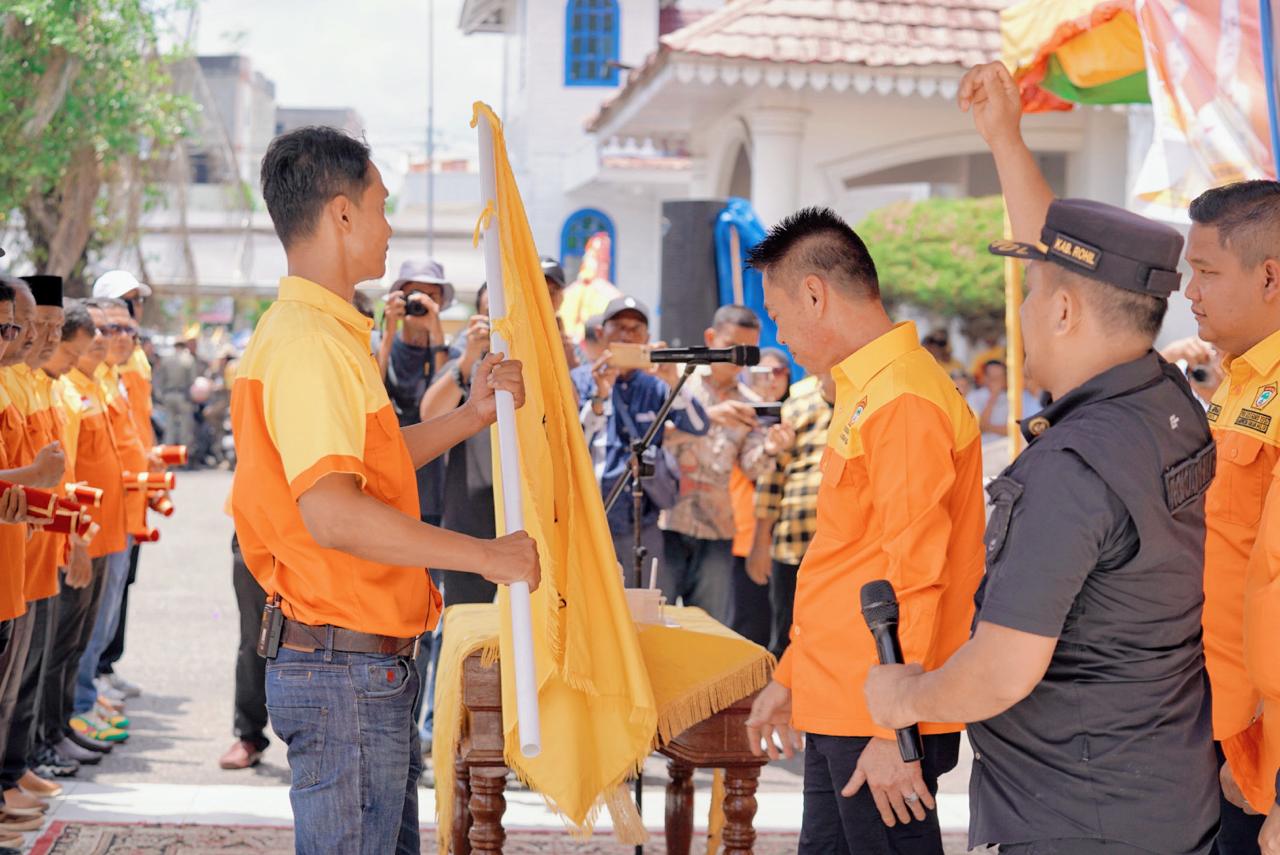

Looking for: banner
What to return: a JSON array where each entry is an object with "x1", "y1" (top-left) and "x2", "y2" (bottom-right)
[{"x1": 1132, "y1": 0, "x2": 1278, "y2": 221}]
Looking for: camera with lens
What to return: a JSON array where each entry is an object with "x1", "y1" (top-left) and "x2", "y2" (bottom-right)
[
  {"x1": 405, "y1": 296, "x2": 430, "y2": 316},
  {"x1": 1187, "y1": 366, "x2": 1211, "y2": 383}
]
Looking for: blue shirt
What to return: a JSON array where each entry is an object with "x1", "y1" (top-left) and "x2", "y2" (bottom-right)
[
  {"x1": 384, "y1": 334, "x2": 445, "y2": 519},
  {"x1": 570, "y1": 365, "x2": 708, "y2": 532}
]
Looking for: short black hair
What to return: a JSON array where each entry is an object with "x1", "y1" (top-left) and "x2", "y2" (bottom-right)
[
  {"x1": 1054, "y1": 265, "x2": 1167, "y2": 341},
  {"x1": 983, "y1": 359, "x2": 1006, "y2": 373},
  {"x1": 0, "y1": 279, "x2": 13, "y2": 304},
  {"x1": 746, "y1": 206, "x2": 880, "y2": 298},
  {"x1": 61, "y1": 300, "x2": 94, "y2": 340},
  {"x1": 1189, "y1": 180, "x2": 1280, "y2": 268},
  {"x1": 261, "y1": 126, "x2": 373, "y2": 249},
  {"x1": 712, "y1": 304, "x2": 760, "y2": 331}
]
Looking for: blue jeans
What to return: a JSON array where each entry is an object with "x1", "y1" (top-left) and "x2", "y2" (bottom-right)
[
  {"x1": 660, "y1": 531, "x2": 734, "y2": 624},
  {"x1": 267, "y1": 646, "x2": 421, "y2": 855},
  {"x1": 73, "y1": 542, "x2": 131, "y2": 715}
]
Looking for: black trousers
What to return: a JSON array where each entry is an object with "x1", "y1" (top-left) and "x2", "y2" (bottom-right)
[
  {"x1": 231, "y1": 536, "x2": 269, "y2": 750},
  {"x1": 800, "y1": 732, "x2": 960, "y2": 855},
  {"x1": 768, "y1": 560, "x2": 799, "y2": 659},
  {"x1": 1215, "y1": 741, "x2": 1262, "y2": 855},
  {"x1": 1, "y1": 596, "x2": 55, "y2": 787},
  {"x1": 0, "y1": 609, "x2": 35, "y2": 783},
  {"x1": 98, "y1": 541, "x2": 140, "y2": 677},
  {"x1": 37, "y1": 561, "x2": 106, "y2": 749},
  {"x1": 1000, "y1": 842, "x2": 1162, "y2": 854},
  {"x1": 728, "y1": 556, "x2": 771, "y2": 646}
]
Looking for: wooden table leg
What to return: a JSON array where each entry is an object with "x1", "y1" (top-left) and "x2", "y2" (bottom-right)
[
  {"x1": 467, "y1": 766, "x2": 508, "y2": 854},
  {"x1": 721, "y1": 765, "x2": 760, "y2": 855},
  {"x1": 453, "y1": 758, "x2": 473, "y2": 855},
  {"x1": 665, "y1": 759, "x2": 694, "y2": 855}
]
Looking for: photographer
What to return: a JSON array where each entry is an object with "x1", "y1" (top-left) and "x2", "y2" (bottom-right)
[{"x1": 570, "y1": 297, "x2": 708, "y2": 581}]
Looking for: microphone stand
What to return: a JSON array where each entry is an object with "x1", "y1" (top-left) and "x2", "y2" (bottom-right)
[{"x1": 601, "y1": 361, "x2": 697, "y2": 855}]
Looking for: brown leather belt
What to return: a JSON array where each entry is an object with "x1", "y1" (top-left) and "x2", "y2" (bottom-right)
[{"x1": 280, "y1": 618, "x2": 419, "y2": 657}]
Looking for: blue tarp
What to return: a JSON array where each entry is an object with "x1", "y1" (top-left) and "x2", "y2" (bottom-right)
[{"x1": 713, "y1": 197, "x2": 804, "y2": 381}]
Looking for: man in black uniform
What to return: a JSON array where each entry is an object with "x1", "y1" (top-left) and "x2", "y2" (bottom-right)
[{"x1": 862, "y1": 195, "x2": 1220, "y2": 855}]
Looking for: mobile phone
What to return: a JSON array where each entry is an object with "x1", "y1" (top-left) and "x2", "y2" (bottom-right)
[
  {"x1": 750, "y1": 402, "x2": 782, "y2": 419},
  {"x1": 257, "y1": 595, "x2": 283, "y2": 659},
  {"x1": 607, "y1": 343, "x2": 652, "y2": 370}
]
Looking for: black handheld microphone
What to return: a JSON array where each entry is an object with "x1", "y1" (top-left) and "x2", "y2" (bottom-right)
[
  {"x1": 647, "y1": 345, "x2": 760, "y2": 366},
  {"x1": 859, "y1": 579, "x2": 924, "y2": 763}
]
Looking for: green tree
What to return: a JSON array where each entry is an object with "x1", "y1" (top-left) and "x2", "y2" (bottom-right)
[
  {"x1": 857, "y1": 196, "x2": 1008, "y2": 322},
  {"x1": 0, "y1": 1, "x2": 194, "y2": 293}
]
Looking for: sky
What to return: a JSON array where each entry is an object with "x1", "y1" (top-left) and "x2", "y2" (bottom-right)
[{"x1": 193, "y1": 0, "x2": 504, "y2": 176}]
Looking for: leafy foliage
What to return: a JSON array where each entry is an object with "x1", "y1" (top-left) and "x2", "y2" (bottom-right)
[
  {"x1": 857, "y1": 196, "x2": 1008, "y2": 321},
  {"x1": 0, "y1": 1, "x2": 194, "y2": 288}
]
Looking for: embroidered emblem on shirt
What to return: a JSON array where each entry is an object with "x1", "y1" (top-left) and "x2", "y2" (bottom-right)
[
  {"x1": 1256, "y1": 384, "x2": 1277, "y2": 410},
  {"x1": 1235, "y1": 408, "x2": 1273, "y2": 434},
  {"x1": 1207, "y1": 403, "x2": 1222, "y2": 422},
  {"x1": 839, "y1": 396, "x2": 868, "y2": 445},
  {"x1": 1026, "y1": 416, "x2": 1050, "y2": 436}
]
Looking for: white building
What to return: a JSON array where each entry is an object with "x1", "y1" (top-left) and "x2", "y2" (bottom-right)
[{"x1": 460, "y1": 0, "x2": 1194, "y2": 343}]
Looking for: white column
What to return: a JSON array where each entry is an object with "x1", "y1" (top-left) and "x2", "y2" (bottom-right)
[{"x1": 746, "y1": 107, "x2": 809, "y2": 227}]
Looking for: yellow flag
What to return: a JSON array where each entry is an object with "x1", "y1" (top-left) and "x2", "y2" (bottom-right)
[{"x1": 469, "y1": 102, "x2": 657, "y2": 836}]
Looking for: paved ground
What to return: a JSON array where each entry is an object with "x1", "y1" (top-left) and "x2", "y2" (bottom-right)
[{"x1": 42, "y1": 468, "x2": 980, "y2": 848}]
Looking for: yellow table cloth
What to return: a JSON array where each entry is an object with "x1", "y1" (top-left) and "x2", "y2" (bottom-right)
[{"x1": 434, "y1": 603, "x2": 775, "y2": 849}]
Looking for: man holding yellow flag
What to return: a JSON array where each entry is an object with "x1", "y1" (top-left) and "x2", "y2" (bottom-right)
[{"x1": 231, "y1": 126, "x2": 539, "y2": 854}]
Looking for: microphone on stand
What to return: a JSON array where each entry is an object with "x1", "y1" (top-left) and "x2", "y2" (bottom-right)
[
  {"x1": 860, "y1": 579, "x2": 924, "y2": 763},
  {"x1": 648, "y1": 345, "x2": 760, "y2": 366}
]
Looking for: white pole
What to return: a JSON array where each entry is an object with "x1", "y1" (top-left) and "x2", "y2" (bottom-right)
[{"x1": 476, "y1": 112, "x2": 542, "y2": 758}]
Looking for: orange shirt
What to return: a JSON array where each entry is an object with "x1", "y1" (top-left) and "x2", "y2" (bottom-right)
[
  {"x1": 119, "y1": 347, "x2": 155, "y2": 449},
  {"x1": 0, "y1": 376, "x2": 27, "y2": 622},
  {"x1": 774, "y1": 322, "x2": 985, "y2": 738},
  {"x1": 730, "y1": 466, "x2": 757, "y2": 559},
  {"x1": 65, "y1": 367, "x2": 126, "y2": 559},
  {"x1": 98, "y1": 364, "x2": 149, "y2": 536},
  {"x1": 1207, "y1": 330, "x2": 1280, "y2": 812},
  {"x1": 1203, "y1": 332, "x2": 1280, "y2": 746},
  {"x1": 231, "y1": 276, "x2": 441, "y2": 638},
  {"x1": 13, "y1": 366, "x2": 61, "y2": 601}
]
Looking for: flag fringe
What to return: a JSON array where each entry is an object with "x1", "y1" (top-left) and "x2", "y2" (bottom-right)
[{"x1": 653, "y1": 655, "x2": 776, "y2": 749}]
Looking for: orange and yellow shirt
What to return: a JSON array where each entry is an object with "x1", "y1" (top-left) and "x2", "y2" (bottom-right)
[
  {"x1": 231, "y1": 276, "x2": 441, "y2": 638},
  {"x1": 98, "y1": 363, "x2": 149, "y2": 537},
  {"x1": 774, "y1": 322, "x2": 986, "y2": 738},
  {"x1": 119, "y1": 346, "x2": 155, "y2": 449},
  {"x1": 0, "y1": 375, "x2": 27, "y2": 621},
  {"x1": 65, "y1": 367, "x2": 126, "y2": 559},
  {"x1": 13, "y1": 365, "x2": 61, "y2": 601},
  {"x1": 1206, "y1": 330, "x2": 1280, "y2": 811}
]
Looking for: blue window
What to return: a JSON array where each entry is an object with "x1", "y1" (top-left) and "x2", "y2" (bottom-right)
[
  {"x1": 564, "y1": 0, "x2": 619, "y2": 87},
  {"x1": 560, "y1": 208, "x2": 615, "y2": 282}
]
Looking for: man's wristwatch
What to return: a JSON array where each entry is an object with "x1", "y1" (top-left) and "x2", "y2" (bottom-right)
[{"x1": 450, "y1": 362, "x2": 470, "y2": 392}]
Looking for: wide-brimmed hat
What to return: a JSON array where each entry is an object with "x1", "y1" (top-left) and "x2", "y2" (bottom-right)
[{"x1": 390, "y1": 259, "x2": 455, "y2": 308}]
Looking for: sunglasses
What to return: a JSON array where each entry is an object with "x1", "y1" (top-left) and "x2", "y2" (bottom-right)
[{"x1": 0, "y1": 323, "x2": 20, "y2": 342}]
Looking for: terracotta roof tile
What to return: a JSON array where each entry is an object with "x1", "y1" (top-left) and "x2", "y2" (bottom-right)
[{"x1": 661, "y1": 0, "x2": 1006, "y2": 67}]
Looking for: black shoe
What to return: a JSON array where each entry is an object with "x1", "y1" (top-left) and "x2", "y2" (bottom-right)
[
  {"x1": 33, "y1": 745, "x2": 79, "y2": 777},
  {"x1": 59, "y1": 735, "x2": 108, "y2": 761}
]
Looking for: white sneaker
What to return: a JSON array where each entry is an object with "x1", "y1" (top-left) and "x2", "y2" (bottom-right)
[
  {"x1": 93, "y1": 678, "x2": 126, "y2": 703},
  {"x1": 105, "y1": 672, "x2": 141, "y2": 698}
]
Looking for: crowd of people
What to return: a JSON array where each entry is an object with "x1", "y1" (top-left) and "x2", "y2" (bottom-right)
[
  {"x1": 0, "y1": 268, "x2": 185, "y2": 852},
  {"x1": 3, "y1": 53, "x2": 1280, "y2": 855}
]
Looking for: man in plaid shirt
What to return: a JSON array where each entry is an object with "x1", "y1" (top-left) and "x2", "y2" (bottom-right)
[{"x1": 746, "y1": 372, "x2": 835, "y2": 658}]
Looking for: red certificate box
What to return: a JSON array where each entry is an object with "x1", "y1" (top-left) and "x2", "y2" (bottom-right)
[
  {"x1": 148, "y1": 493, "x2": 175, "y2": 517},
  {"x1": 153, "y1": 445, "x2": 188, "y2": 467},
  {"x1": 0, "y1": 481, "x2": 58, "y2": 518},
  {"x1": 123, "y1": 471, "x2": 176, "y2": 492},
  {"x1": 65, "y1": 483, "x2": 103, "y2": 508},
  {"x1": 136, "y1": 528, "x2": 161, "y2": 543}
]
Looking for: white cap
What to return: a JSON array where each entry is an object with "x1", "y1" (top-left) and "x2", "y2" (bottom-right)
[{"x1": 92, "y1": 270, "x2": 152, "y2": 300}]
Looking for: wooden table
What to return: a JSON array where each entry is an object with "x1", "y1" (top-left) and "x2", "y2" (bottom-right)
[{"x1": 451, "y1": 650, "x2": 768, "y2": 855}]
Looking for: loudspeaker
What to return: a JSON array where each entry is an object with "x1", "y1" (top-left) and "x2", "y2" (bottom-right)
[{"x1": 658, "y1": 199, "x2": 726, "y2": 347}]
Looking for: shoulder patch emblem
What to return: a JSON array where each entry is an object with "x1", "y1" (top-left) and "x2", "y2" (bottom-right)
[
  {"x1": 1256, "y1": 384, "x2": 1277, "y2": 410},
  {"x1": 839, "y1": 396, "x2": 868, "y2": 446},
  {"x1": 1207, "y1": 403, "x2": 1221, "y2": 422}
]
